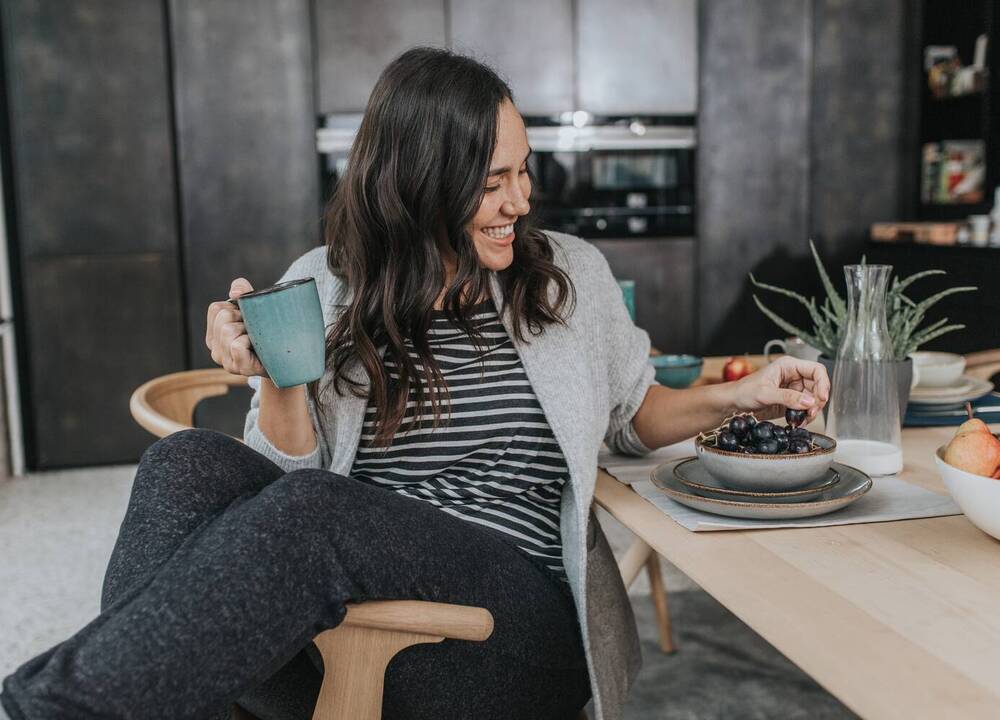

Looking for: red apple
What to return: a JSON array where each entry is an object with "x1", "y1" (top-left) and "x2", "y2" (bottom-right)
[{"x1": 723, "y1": 355, "x2": 755, "y2": 382}]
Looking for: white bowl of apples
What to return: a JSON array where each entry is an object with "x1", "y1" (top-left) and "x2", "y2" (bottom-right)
[{"x1": 934, "y1": 405, "x2": 1000, "y2": 542}]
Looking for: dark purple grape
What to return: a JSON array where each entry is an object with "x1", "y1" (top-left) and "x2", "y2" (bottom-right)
[
  {"x1": 789, "y1": 439, "x2": 811, "y2": 454},
  {"x1": 745, "y1": 414, "x2": 757, "y2": 429},
  {"x1": 729, "y1": 416, "x2": 749, "y2": 438},
  {"x1": 718, "y1": 431, "x2": 739, "y2": 452},
  {"x1": 785, "y1": 407, "x2": 807, "y2": 428},
  {"x1": 789, "y1": 427, "x2": 811, "y2": 442},
  {"x1": 756, "y1": 439, "x2": 779, "y2": 454},
  {"x1": 741, "y1": 445, "x2": 756, "y2": 454},
  {"x1": 773, "y1": 427, "x2": 789, "y2": 452},
  {"x1": 751, "y1": 421, "x2": 775, "y2": 443}
]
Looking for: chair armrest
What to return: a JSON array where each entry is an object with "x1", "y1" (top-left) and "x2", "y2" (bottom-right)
[{"x1": 342, "y1": 600, "x2": 493, "y2": 642}]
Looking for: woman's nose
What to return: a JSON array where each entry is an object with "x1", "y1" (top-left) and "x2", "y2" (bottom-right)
[{"x1": 503, "y1": 187, "x2": 530, "y2": 216}]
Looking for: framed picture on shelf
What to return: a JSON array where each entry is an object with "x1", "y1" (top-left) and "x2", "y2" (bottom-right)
[
  {"x1": 921, "y1": 140, "x2": 986, "y2": 204},
  {"x1": 924, "y1": 35, "x2": 989, "y2": 99}
]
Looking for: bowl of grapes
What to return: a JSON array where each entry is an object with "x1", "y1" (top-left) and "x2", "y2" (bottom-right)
[{"x1": 695, "y1": 408, "x2": 837, "y2": 491}]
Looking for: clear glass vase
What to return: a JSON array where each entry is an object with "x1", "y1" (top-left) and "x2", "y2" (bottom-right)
[{"x1": 825, "y1": 264, "x2": 903, "y2": 476}]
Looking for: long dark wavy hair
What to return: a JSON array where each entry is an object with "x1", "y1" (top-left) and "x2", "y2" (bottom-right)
[{"x1": 308, "y1": 47, "x2": 576, "y2": 449}]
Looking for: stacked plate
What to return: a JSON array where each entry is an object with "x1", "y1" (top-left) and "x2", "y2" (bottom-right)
[
  {"x1": 908, "y1": 375, "x2": 995, "y2": 407},
  {"x1": 908, "y1": 351, "x2": 995, "y2": 412},
  {"x1": 650, "y1": 432, "x2": 873, "y2": 520},
  {"x1": 651, "y1": 458, "x2": 872, "y2": 520}
]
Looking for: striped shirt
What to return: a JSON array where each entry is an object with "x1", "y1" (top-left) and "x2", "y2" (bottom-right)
[{"x1": 348, "y1": 297, "x2": 569, "y2": 583}]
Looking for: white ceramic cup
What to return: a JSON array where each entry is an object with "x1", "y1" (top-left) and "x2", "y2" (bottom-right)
[
  {"x1": 906, "y1": 353, "x2": 922, "y2": 389},
  {"x1": 911, "y1": 351, "x2": 965, "y2": 387},
  {"x1": 970, "y1": 215, "x2": 991, "y2": 247},
  {"x1": 764, "y1": 337, "x2": 822, "y2": 363}
]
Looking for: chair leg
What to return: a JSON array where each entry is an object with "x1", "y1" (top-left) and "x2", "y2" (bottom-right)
[
  {"x1": 645, "y1": 553, "x2": 676, "y2": 654},
  {"x1": 619, "y1": 537, "x2": 654, "y2": 589},
  {"x1": 311, "y1": 624, "x2": 445, "y2": 720}
]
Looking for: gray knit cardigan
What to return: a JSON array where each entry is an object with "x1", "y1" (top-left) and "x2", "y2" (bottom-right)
[{"x1": 243, "y1": 231, "x2": 657, "y2": 720}]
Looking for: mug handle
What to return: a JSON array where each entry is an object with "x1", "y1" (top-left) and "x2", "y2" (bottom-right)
[
  {"x1": 908, "y1": 354, "x2": 920, "y2": 389},
  {"x1": 764, "y1": 339, "x2": 787, "y2": 362}
]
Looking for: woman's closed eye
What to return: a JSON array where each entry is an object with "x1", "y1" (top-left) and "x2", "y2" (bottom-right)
[{"x1": 484, "y1": 166, "x2": 528, "y2": 192}]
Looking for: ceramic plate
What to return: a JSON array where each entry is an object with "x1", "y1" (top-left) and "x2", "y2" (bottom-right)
[
  {"x1": 672, "y1": 457, "x2": 841, "y2": 502},
  {"x1": 910, "y1": 375, "x2": 977, "y2": 398},
  {"x1": 650, "y1": 459, "x2": 873, "y2": 520},
  {"x1": 908, "y1": 376, "x2": 994, "y2": 406}
]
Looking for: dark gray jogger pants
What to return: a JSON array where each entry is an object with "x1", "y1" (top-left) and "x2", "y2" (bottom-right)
[{"x1": 1, "y1": 428, "x2": 590, "y2": 720}]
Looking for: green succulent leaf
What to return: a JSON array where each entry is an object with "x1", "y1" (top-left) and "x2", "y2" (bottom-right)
[
  {"x1": 892, "y1": 269, "x2": 946, "y2": 295},
  {"x1": 751, "y1": 295, "x2": 827, "y2": 354},
  {"x1": 748, "y1": 243, "x2": 977, "y2": 361},
  {"x1": 809, "y1": 239, "x2": 846, "y2": 319},
  {"x1": 902, "y1": 323, "x2": 966, "y2": 357},
  {"x1": 910, "y1": 286, "x2": 978, "y2": 316},
  {"x1": 749, "y1": 273, "x2": 815, "y2": 310}
]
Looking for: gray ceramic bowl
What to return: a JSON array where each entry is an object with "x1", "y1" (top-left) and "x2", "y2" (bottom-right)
[{"x1": 695, "y1": 432, "x2": 837, "y2": 490}]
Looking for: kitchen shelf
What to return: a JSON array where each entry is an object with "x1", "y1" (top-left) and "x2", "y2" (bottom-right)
[{"x1": 914, "y1": 0, "x2": 998, "y2": 220}]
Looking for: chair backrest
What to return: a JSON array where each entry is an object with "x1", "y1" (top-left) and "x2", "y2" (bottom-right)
[
  {"x1": 130, "y1": 369, "x2": 248, "y2": 440},
  {"x1": 966, "y1": 350, "x2": 1000, "y2": 386}
]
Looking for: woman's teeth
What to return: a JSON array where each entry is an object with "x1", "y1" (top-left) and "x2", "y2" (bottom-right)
[{"x1": 482, "y1": 224, "x2": 514, "y2": 239}]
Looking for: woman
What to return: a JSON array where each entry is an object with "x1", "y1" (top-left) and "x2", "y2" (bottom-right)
[{"x1": 0, "y1": 48, "x2": 828, "y2": 720}]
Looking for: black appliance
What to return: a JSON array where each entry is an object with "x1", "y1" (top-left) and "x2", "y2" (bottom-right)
[
  {"x1": 523, "y1": 115, "x2": 695, "y2": 238},
  {"x1": 317, "y1": 114, "x2": 696, "y2": 239}
]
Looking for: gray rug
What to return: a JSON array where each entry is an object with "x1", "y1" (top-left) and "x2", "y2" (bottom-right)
[{"x1": 620, "y1": 590, "x2": 859, "y2": 719}]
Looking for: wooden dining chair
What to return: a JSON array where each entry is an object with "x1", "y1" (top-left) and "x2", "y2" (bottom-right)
[
  {"x1": 966, "y1": 349, "x2": 1000, "y2": 383},
  {"x1": 129, "y1": 369, "x2": 497, "y2": 720}
]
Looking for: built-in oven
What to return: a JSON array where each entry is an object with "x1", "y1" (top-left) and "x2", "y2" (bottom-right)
[
  {"x1": 316, "y1": 114, "x2": 695, "y2": 239},
  {"x1": 523, "y1": 116, "x2": 695, "y2": 238}
]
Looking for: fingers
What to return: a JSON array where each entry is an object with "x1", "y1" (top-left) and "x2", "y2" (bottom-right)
[
  {"x1": 758, "y1": 386, "x2": 816, "y2": 412},
  {"x1": 206, "y1": 278, "x2": 254, "y2": 351},
  {"x1": 229, "y1": 277, "x2": 254, "y2": 299},
  {"x1": 206, "y1": 301, "x2": 236, "y2": 351},
  {"x1": 229, "y1": 334, "x2": 265, "y2": 376},
  {"x1": 775, "y1": 356, "x2": 830, "y2": 405}
]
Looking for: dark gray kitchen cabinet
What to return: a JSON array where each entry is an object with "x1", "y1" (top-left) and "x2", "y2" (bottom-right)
[
  {"x1": 449, "y1": 0, "x2": 574, "y2": 114},
  {"x1": 0, "y1": 0, "x2": 178, "y2": 258},
  {"x1": 697, "y1": 0, "x2": 810, "y2": 355},
  {"x1": 590, "y1": 238, "x2": 697, "y2": 354},
  {"x1": 169, "y1": 0, "x2": 320, "y2": 369},
  {"x1": 315, "y1": 0, "x2": 447, "y2": 113},
  {"x1": 577, "y1": 0, "x2": 698, "y2": 115},
  {"x1": 1, "y1": 0, "x2": 186, "y2": 468},
  {"x1": 696, "y1": 0, "x2": 905, "y2": 356},
  {"x1": 810, "y1": 0, "x2": 904, "y2": 258},
  {"x1": 23, "y1": 253, "x2": 186, "y2": 468}
]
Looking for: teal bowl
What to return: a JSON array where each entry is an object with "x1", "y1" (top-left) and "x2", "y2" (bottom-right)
[{"x1": 651, "y1": 354, "x2": 704, "y2": 389}]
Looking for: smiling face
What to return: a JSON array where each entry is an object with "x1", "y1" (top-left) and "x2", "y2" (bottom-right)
[{"x1": 441, "y1": 100, "x2": 531, "y2": 282}]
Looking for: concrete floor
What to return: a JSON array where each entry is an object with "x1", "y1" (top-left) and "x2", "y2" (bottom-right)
[{"x1": 0, "y1": 465, "x2": 854, "y2": 718}]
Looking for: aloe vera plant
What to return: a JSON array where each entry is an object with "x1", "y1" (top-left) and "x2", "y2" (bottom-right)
[{"x1": 749, "y1": 240, "x2": 977, "y2": 361}]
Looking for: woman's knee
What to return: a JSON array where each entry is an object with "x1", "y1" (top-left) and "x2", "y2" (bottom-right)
[
  {"x1": 139, "y1": 428, "x2": 239, "y2": 470},
  {"x1": 261, "y1": 469, "x2": 362, "y2": 525},
  {"x1": 135, "y1": 428, "x2": 270, "y2": 501}
]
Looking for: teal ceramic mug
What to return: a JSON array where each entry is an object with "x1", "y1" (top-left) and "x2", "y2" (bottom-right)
[{"x1": 229, "y1": 277, "x2": 326, "y2": 388}]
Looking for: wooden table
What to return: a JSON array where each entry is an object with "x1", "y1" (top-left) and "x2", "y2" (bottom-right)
[{"x1": 595, "y1": 355, "x2": 1000, "y2": 719}]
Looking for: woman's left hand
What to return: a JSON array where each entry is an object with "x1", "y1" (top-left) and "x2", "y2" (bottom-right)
[{"x1": 730, "y1": 356, "x2": 831, "y2": 424}]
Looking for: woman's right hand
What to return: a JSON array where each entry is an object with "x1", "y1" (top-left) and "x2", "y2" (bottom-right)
[{"x1": 206, "y1": 278, "x2": 267, "y2": 378}]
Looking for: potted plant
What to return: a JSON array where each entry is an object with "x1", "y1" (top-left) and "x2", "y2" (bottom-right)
[{"x1": 749, "y1": 240, "x2": 977, "y2": 417}]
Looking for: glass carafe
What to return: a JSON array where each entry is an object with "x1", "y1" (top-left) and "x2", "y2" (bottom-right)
[{"x1": 825, "y1": 265, "x2": 903, "y2": 476}]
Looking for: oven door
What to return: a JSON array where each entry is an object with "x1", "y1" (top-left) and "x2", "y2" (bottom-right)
[{"x1": 526, "y1": 124, "x2": 696, "y2": 238}]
